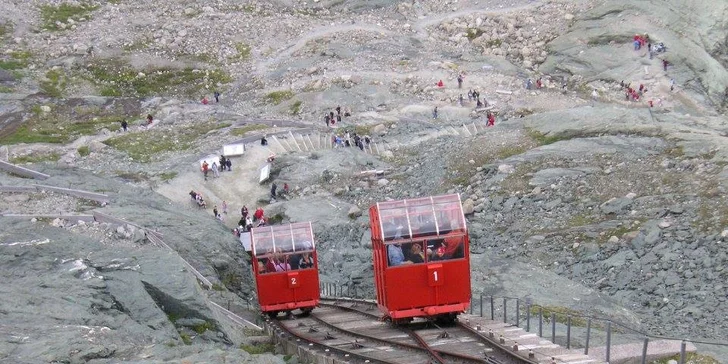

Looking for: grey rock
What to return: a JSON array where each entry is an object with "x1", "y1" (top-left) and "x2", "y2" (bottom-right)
[{"x1": 599, "y1": 197, "x2": 633, "y2": 214}]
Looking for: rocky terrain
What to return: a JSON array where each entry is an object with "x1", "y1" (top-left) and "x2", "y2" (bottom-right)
[{"x1": 1, "y1": 0, "x2": 727, "y2": 362}]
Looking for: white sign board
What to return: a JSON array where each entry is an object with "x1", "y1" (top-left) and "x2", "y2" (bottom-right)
[
  {"x1": 223, "y1": 144, "x2": 245, "y2": 157},
  {"x1": 239, "y1": 232, "x2": 251, "y2": 252},
  {"x1": 258, "y1": 163, "x2": 270, "y2": 183}
]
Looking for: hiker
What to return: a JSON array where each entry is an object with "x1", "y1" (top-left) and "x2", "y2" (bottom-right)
[
  {"x1": 222, "y1": 200, "x2": 228, "y2": 214},
  {"x1": 663, "y1": 59, "x2": 669, "y2": 71},
  {"x1": 213, "y1": 206, "x2": 219, "y2": 219},
  {"x1": 670, "y1": 78, "x2": 675, "y2": 91},
  {"x1": 457, "y1": 74, "x2": 463, "y2": 88},
  {"x1": 261, "y1": 136, "x2": 268, "y2": 146},
  {"x1": 336, "y1": 105, "x2": 341, "y2": 116},
  {"x1": 325, "y1": 114, "x2": 330, "y2": 127},
  {"x1": 591, "y1": 89, "x2": 598, "y2": 100},
  {"x1": 467, "y1": 89, "x2": 473, "y2": 101},
  {"x1": 219, "y1": 155, "x2": 227, "y2": 171},
  {"x1": 121, "y1": 120, "x2": 128, "y2": 132},
  {"x1": 648, "y1": 43, "x2": 653, "y2": 59},
  {"x1": 253, "y1": 207, "x2": 264, "y2": 221},
  {"x1": 202, "y1": 96, "x2": 209, "y2": 105},
  {"x1": 214, "y1": 91, "x2": 220, "y2": 103},
  {"x1": 344, "y1": 107, "x2": 351, "y2": 117},
  {"x1": 225, "y1": 158, "x2": 232, "y2": 171},
  {"x1": 267, "y1": 153, "x2": 276, "y2": 163},
  {"x1": 146, "y1": 114, "x2": 153, "y2": 125},
  {"x1": 633, "y1": 34, "x2": 641, "y2": 50},
  {"x1": 283, "y1": 183, "x2": 290, "y2": 195},
  {"x1": 437, "y1": 80, "x2": 444, "y2": 87},
  {"x1": 202, "y1": 161, "x2": 209, "y2": 181},
  {"x1": 487, "y1": 112, "x2": 495, "y2": 127},
  {"x1": 526, "y1": 79, "x2": 533, "y2": 90},
  {"x1": 536, "y1": 78, "x2": 543, "y2": 89},
  {"x1": 459, "y1": 94, "x2": 464, "y2": 106},
  {"x1": 241, "y1": 205, "x2": 249, "y2": 219},
  {"x1": 211, "y1": 162, "x2": 220, "y2": 178},
  {"x1": 620, "y1": 80, "x2": 625, "y2": 89},
  {"x1": 476, "y1": 98, "x2": 483, "y2": 108},
  {"x1": 270, "y1": 182, "x2": 277, "y2": 199},
  {"x1": 432, "y1": 107, "x2": 438, "y2": 119}
]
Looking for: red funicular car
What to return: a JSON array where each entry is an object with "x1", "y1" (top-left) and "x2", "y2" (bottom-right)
[
  {"x1": 250, "y1": 222, "x2": 320, "y2": 318},
  {"x1": 370, "y1": 194, "x2": 471, "y2": 323}
]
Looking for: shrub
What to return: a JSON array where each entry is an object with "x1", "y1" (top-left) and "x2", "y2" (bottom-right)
[
  {"x1": 40, "y1": 3, "x2": 98, "y2": 31},
  {"x1": 77, "y1": 146, "x2": 90, "y2": 156},
  {"x1": 264, "y1": 90, "x2": 294, "y2": 105}
]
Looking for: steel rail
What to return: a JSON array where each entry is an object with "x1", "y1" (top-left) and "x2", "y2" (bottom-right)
[
  {"x1": 269, "y1": 316, "x2": 399, "y2": 364},
  {"x1": 319, "y1": 299, "x2": 500, "y2": 363},
  {"x1": 458, "y1": 322, "x2": 540, "y2": 364}
]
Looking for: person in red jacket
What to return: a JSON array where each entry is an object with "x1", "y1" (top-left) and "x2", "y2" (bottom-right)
[
  {"x1": 253, "y1": 207, "x2": 264, "y2": 221},
  {"x1": 202, "y1": 161, "x2": 209, "y2": 181}
]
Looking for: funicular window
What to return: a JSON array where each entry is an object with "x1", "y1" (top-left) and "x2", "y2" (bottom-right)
[
  {"x1": 383, "y1": 195, "x2": 466, "y2": 268},
  {"x1": 253, "y1": 223, "x2": 316, "y2": 274}
]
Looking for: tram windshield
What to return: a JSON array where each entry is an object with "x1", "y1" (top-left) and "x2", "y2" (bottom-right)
[
  {"x1": 376, "y1": 194, "x2": 466, "y2": 242},
  {"x1": 375, "y1": 194, "x2": 467, "y2": 268},
  {"x1": 252, "y1": 222, "x2": 316, "y2": 274}
]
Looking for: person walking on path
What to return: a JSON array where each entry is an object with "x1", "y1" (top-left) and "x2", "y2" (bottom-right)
[
  {"x1": 663, "y1": 59, "x2": 669, "y2": 71},
  {"x1": 214, "y1": 91, "x2": 220, "y2": 103},
  {"x1": 222, "y1": 200, "x2": 228, "y2": 214},
  {"x1": 211, "y1": 162, "x2": 220, "y2": 178},
  {"x1": 270, "y1": 182, "x2": 277, "y2": 200},
  {"x1": 487, "y1": 112, "x2": 495, "y2": 127},
  {"x1": 670, "y1": 78, "x2": 675, "y2": 91},
  {"x1": 121, "y1": 120, "x2": 128, "y2": 132},
  {"x1": 202, "y1": 161, "x2": 209, "y2": 181},
  {"x1": 241, "y1": 205, "x2": 249, "y2": 219},
  {"x1": 459, "y1": 94, "x2": 464, "y2": 106},
  {"x1": 432, "y1": 107, "x2": 438, "y2": 119},
  {"x1": 225, "y1": 158, "x2": 232, "y2": 171},
  {"x1": 457, "y1": 74, "x2": 463, "y2": 88},
  {"x1": 213, "y1": 206, "x2": 219, "y2": 219}
]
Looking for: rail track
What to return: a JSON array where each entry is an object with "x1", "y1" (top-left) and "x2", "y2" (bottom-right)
[{"x1": 267, "y1": 297, "x2": 539, "y2": 364}]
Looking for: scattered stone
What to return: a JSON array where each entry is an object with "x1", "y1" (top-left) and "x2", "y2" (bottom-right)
[
  {"x1": 347, "y1": 206, "x2": 362, "y2": 218},
  {"x1": 462, "y1": 198, "x2": 475, "y2": 215}
]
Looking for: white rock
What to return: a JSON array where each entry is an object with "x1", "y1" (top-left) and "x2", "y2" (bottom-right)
[
  {"x1": 564, "y1": 13, "x2": 574, "y2": 20},
  {"x1": 40, "y1": 105, "x2": 51, "y2": 113},
  {"x1": 202, "y1": 6, "x2": 213, "y2": 12},
  {"x1": 475, "y1": 17, "x2": 483, "y2": 26},
  {"x1": 377, "y1": 178, "x2": 389, "y2": 186},
  {"x1": 178, "y1": 29, "x2": 187, "y2": 37},
  {"x1": 608, "y1": 236, "x2": 619, "y2": 243},
  {"x1": 625, "y1": 192, "x2": 637, "y2": 199},
  {"x1": 658, "y1": 221, "x2": 671, "y2": 229},
  {"x1": 184, "y1": 8, "x2": 195, "y2": 15},
  {"x1": 572, "y1": 242, "x2": 580, "y2": 249},
  {"x1": 498, "y1": 164, "x2": 515, "y2": 174},
  {"x1": 462, "y1": 199, "x2": 475, "y2": 215},
  {"x1": 347, "y1": 206, "x2": 362, "y2": 218},
  {"x1": 381, "y1": 150, "x2": 394, "y2": 159},
  {"x1": 722, "y1": 229, "x2": 728, "y2": 238},
  {"x1": 531, "y1": 186, "x2": 542, "y2": 195},
  {"x1": 468, "y1": 159, "x2": 475, "y2": 164}
]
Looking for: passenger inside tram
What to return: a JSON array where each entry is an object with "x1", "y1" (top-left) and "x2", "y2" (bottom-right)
[{"x1": 298, "y1": 252, "x2": 315, "y2": 269}]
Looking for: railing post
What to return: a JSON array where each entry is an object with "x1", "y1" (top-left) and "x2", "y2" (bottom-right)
[
  {"x1": 551, "y1": 313, "x2": 556, "y2": 343},
  {"x1": 566, "y1": 316, "x2": 571, "y2": 349},
  {"x1": 479, "y1": 294, "x2": 483, "y2": 317},
  {"x1": 503, "y1": 297, "x2": 507, "y2": 324},
  {"x1": 606, "y1": 322, "x2": 611, "y2": 363},
  {"x1": 538, "y1": 307, "x2": 543, "y2": 337},
  {"x1": 525, "y1": 304, "x2": 531, "y2": 332},
  {"x1": 490, "y1": 296, "x2": 495, "y2": 320},
  {"x1": 679, "y1": 341, "x2": 687, "y2": 364},
  {"x1": 470, "y1": 294, "x2": 473, "y2": 314},
  {"x1": 584, "y1": 318, "x2": 591, "y2": 355},
  {"x1": 516, "y1": 299, "x2": 520, "y2": 327},
  {"x1": 641, "y1": 337, "x2": 649, "y2": 364}
]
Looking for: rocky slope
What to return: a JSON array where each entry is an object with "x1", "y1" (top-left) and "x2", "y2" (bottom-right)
[{"x1": 1, "y1": 0, "x2": 727, "y2": 362}]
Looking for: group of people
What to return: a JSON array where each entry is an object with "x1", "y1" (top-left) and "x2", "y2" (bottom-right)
[
  {"x1": 388, "y1": 236, "x2": 464, "y2": 267},
  {"x1": 257, "y1": 251, "x2": 315, "y2": 273},
  {"x1": 188, "y1": 190, "x2": 207, "y2": 208},
  {"x1": 270, "y1": 181, "x2": 290, "y2": 200},
  {"x1": 332, "y1": 131, "x2": 370, "y2": 151},
  {"x1": 201, "y1": 156, "x2": 233, "y2": 181},
  {"x1": 235, "y1": 206, "x2": 267, "y2": 235},
  {"x1": 620, "y1": 33, "x2": 674, "y2": 107},
  {"x1": 201, "y1": 91, "x2": 221, "y2": 105},
  {"x1": 324, "y1": 105, "x2": 351, "y2": 127},
  {"x1": 119, "y1": 114, "x2": 154, "y2": 132}
]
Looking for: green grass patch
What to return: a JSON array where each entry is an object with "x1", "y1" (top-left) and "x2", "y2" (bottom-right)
[
  {"x1": 103, "y1": 122, "x2": 229, "y2": 163},
  {"x1": 466, "y1": 28, "x2": 483, "y2": 41},
  {"x1": 0, "y1": 85, "x2": 13, "y2": 93},
  {"x1": 496, "y1": 145, "x2": 527, "y2": 159},
  {"x1": 9, "y1": 152, "x2": 60, "y2": 164},
  {"x1": 233, "y1": 42, "x2": 251, "y2": 60},
  {"x1": 81, "y1": 58, "x2": 231, "y2": 97},
  {"x1": 179, "y1": 332, "x2": 192, "y2": 345},
  {"x1": 0, "y1": 22, "x2": 10, "y2": 38},
  {"x1": 211, "y1": 283, "x2": 225, "y2": 291},
  {"x1": 115, "y1": 171, "x2": 149, "y2": 183},
  {"x1": 230, "y1": 123, "x2": 268, "y2": 136},
  {"x1": 264, "y1": 90, "x2": 294, "y2": 105},
  {"x1": 40, "y1": 3, "x2": 98, "y2": 31},
  {"x1": 529, "y1": 305, "x2": 588, "y2": 327},
  {"x1": 289, "y1": 100, "x2": 302, "y2": 115},
  {"x1": 158, "y1": 171, "x2": 178, "y2": 181},
  {"x1": 0, "y1": 50, "x2": 32, "y2": 71},
  {"x1": 0, "y1": 114, "x2": 123, "y2": 145},
  {"x1": 485, "y1": 38, "x2": 502, "y2": 48},
  {"x1": 77, "y1": 146, "x2": 90, "y2": 156},
  {"x1": 651, "y1": 353, "x2": 720, "y2": 364},
  {"x1": 240, "y1": 342, "x2": 275, "y2": 355},
  {"x1": 192, "y1": 321, "x2": 215, "y2": 334},
  {"x1": 526, "y1": 128, "x2": 565, "y2": 146},
  {"x1": 40, "y1": 69, "x2": 68, "y2": 97}
]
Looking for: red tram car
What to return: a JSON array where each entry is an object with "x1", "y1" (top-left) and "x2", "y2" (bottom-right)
[
  {"x1": 250, "y1": 222, "x2": 320, "y2": 318},
  {"x1": 370, "y1": 194, "x2": 471, "y2": 323}
]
